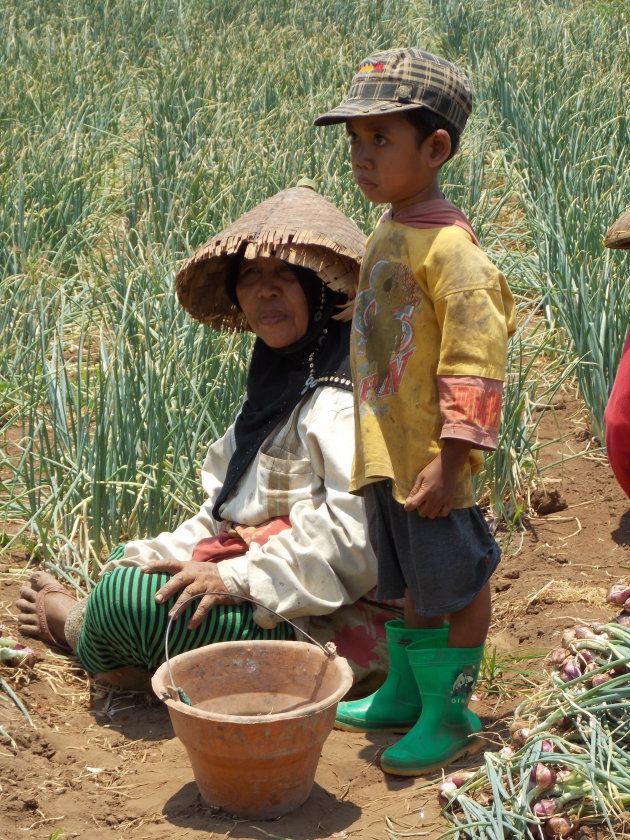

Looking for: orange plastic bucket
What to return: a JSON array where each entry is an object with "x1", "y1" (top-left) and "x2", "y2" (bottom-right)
[{"x1": 152, "y1": 639, "x2": 353, "y2": 819}]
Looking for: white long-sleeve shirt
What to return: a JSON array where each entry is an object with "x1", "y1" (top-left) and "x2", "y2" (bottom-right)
[{"x1": 101, "y1": 386, "x2": 377, "y2": 629}]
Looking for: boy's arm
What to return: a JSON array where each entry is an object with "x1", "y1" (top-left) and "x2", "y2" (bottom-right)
[
  {"x1": 404, "y1": 375, "x2": 502, "y2": 517},
  {"x1": 404, "y1": 438, "x2": 472, "y2": 518}
]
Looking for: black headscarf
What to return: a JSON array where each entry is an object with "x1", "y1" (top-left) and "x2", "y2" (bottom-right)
[{"x1": 212, "y1": 266, "x2": 352, "y2": 520}]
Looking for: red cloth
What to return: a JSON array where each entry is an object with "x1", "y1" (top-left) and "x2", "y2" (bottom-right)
[
  {"x1": 438, "y1": 374, "x2": 503, "y2": 450},
  {"x1": 379, "y1": 198, "x2": 480, "y2": 247},
  {"x1": 191, "y1": 517, "x2": 292, "y2": 563},
  {"x1": 605, "y1": 327, "x2": 630, "y2": 498}
]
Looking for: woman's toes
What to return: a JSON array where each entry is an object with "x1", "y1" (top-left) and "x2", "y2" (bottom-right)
[
  {"x1": 18, "y1": 617, "x2": 40, "y2": 636},
  {"x1": 30, "y1": 571, "x2": 58, "y2": 590},
  {"x1": 16, "y1": 594, "x2": 37, "y2": 616},
  {"x1": 14, "y1": 574, "x2": 76, "y2": 649},
  {"x1": 18, "y1": 585, "x2": 37, "y2": 604},
  {"x1": 18, "y1": 572, "x2": 60, "y2": 605}
]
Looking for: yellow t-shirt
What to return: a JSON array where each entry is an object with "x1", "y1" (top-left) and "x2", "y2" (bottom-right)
[{"x1": 350, "y1": 221, "x2": 516, "y2": 506}]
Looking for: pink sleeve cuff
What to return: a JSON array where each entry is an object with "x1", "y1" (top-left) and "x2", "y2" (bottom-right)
[{"x1": 438, "y1": 375, "x2": 504, "y2": 451}]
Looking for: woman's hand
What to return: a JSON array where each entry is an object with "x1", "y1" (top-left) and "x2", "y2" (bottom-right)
[{"x1": 142, "y1": 560, "x2": 238, "y2": 629}]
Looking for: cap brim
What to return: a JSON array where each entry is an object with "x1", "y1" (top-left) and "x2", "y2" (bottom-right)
[{"x1": 314, "y1": 99, "x2": 423, "y2": 126}]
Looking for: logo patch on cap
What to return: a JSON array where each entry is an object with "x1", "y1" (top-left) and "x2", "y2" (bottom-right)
[{"x1": 358, "y1": 60, "x2": 385, "y2": 73}]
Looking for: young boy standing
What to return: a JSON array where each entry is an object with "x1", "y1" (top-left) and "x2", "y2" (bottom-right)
[{"x1": 315, "y1": 47, "x2": 515, "y2": 775}]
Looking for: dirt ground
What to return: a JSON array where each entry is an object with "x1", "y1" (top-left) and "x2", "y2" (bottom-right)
[{"x1": 1, "y1": 384, "x2": 629, "y2": 840}]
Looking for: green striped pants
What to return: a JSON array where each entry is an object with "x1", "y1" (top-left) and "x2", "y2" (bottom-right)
[{"x1": 76, "y1": 557, "x2": 294, "y2": 674}]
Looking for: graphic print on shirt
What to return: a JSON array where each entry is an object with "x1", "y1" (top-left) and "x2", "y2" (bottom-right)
[{"x1": 353, "y1": 259, "x2": 421, "y2": 407}]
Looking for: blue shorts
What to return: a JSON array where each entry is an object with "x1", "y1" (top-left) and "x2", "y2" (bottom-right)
[{"x1": 364, "y1": 480, "x2": 500, "y2": 616}]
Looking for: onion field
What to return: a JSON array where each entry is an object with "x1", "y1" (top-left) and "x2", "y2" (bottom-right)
[
  {"x1": 1, "y1": 2, "x2": 630, "y2": 837},
  {"x1": 0, "y1": 0, "x2": 628, "y2": 591}
]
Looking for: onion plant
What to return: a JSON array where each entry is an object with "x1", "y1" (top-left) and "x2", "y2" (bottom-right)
[
  {"x1": 0, "y1": 0, "x2": 432, "y2": 571},
  {"x1": 439, "y1": 621, "x2": 630, "y2": 839},
  {"x1": 430, "y1": 0, "x2": 630, "y2": 442},
  {"x1": 2, "y1": 0, "x2": 624, "y2": 572},
  {"x1": 2, "y1": 245, "x2": 250, "y2": 575}
]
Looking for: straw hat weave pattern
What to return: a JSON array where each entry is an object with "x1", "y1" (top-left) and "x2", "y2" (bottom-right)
[
  {"x1": 176, "y1": 185, "x2": 366, "y2": 330},
  {"x1": 604, "y1": 207, "x2": 630, "y2": 250}
]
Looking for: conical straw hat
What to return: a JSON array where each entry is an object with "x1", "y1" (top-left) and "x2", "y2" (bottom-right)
[
  {"x1": 604, "y1": 207, "x2": 630, "y2": 250},
  {"x1": 176, "y1": 184, "x2": 367, "y2": 330}
]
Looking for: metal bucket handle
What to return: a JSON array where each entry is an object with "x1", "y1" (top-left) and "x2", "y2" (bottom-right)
[{"x1": 163, "y1": 591, "x2": 338, "y2": 705}]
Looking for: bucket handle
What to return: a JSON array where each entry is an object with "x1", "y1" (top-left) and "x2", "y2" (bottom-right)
[{"x1": 163, "y1": 592, "x2": 338, "y2": 705}]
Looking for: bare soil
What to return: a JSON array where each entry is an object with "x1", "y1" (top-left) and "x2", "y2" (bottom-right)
[{"x1": 1, "y1": 386, "x2": 629, "y2": 840}]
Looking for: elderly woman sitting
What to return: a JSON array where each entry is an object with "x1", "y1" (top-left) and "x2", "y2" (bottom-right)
[{"x1": 17, "y1": 185, "x2": 400, "y2": 691}]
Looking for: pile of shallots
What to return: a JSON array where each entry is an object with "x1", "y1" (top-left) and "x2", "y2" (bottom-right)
[
  {"x1": 605, "y1": 582, "x2": 630, "y2": 624},
  {"x1": 0, "y1": 624, "x2": 35, "y2": 667},
  {"x1": 437, "y1": 605, "x2": 630, "y2": 839}
]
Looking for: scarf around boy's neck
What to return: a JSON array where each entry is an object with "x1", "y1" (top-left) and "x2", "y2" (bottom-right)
[{"x1": 379, "y1": 197, "x2": 480, "y2": 247}]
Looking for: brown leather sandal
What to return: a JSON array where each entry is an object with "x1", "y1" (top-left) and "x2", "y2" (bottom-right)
[{"x1": 33, "y1": 582, "x2": 76, "y2": 652}]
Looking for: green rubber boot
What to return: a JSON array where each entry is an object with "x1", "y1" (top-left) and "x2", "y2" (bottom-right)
[
  {"x1": 380, "y1": 644, "x2": 485, "y2": 775},
  {"x1": 334, "y1": 620, "x2": 449, "y2": 733}
]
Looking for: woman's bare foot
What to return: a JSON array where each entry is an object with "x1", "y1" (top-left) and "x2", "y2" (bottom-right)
[
  {"x1": 16, "y1": 571, "x2": 77, "y2": 650},
  {"x1": 17, "y1": 573, "x2": 151, "y2": 690}
]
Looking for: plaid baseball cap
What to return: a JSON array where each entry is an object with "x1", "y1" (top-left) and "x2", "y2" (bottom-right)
[{"x1": 314, "y1": 47, "x2": 472, "y2": 134}]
